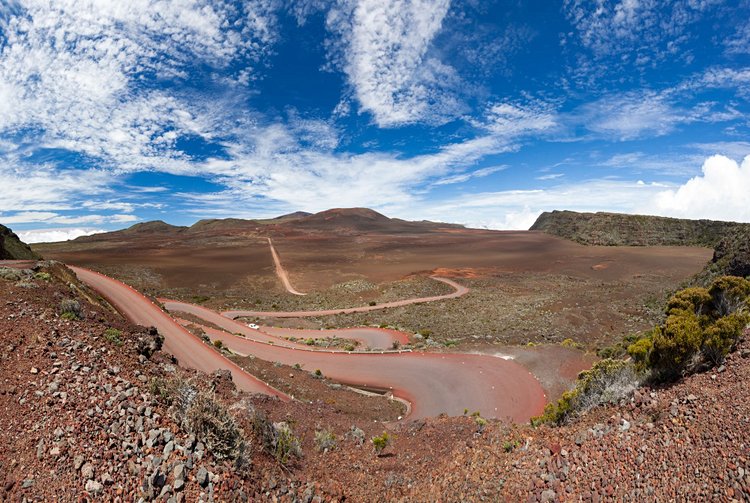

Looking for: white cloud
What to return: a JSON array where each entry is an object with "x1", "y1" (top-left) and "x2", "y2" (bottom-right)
[
  {"x1": 325, "y1": 0, "x2": 461, "y2": 126},
  {"x1": 725, "y1": 20, "x2": 750, "y2": 54},
  {"x1": 0, "y1": 0, "x2": 281, "y2": 176},
  {"x1": 176, "y1": 100, "x2": 557, "y2": 214},
  {"x1": 642, "y1": 155, "x2": 750, "y2": 222},
  {"x1": 433, "y1": 165, "x2": 507, "y2": 186},
  {"x1": 397, "y1": 178, "x2": 672, "y2": 229},
  {"x1": 574, "y1": 90, "x2": 742, "y2": 141},
  {"x1": 17, "y1": 228, "x2": 106, "y2": 244},
  {"x1": 0, "y1": 164, "x2": 112, "y2": 212},
  {"x1": 536, "y1": 173, "x2": 565, "y2": 180},
  {"x1": 563, "y1": 0, "x2": 722, "y2": 63},
  {"x1": 0, "y1": 210, "x2": 137, "y2": 226},
  {"x1": 690, "y1": 141, "x2": 750, "y2": 160}
]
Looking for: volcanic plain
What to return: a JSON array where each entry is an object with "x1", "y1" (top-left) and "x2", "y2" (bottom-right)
[{"x1": 35, "y1": 208, "x2": 712, "y2": 353}]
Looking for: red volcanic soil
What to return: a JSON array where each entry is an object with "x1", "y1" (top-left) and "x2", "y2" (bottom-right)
[
  {"x1": 262, "y1": 228, "x2": 712, "y2": 291},
  {"x1": 34, "y1": 211, "x2": 711, "y2": 294}
]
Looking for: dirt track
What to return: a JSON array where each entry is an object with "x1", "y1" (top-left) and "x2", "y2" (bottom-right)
[
  {"x1": 222, "y1": 276, "x2": 469, "y2": 319},
  {"x1": 268, "y1": 237, "x2": 306, "y2": 296},
  {"x1": 73, "y1": 266, "x2": 546, "y2": 421},
  {"x1": 69, "y1": 266, "x2": 289, "y2": 399}
]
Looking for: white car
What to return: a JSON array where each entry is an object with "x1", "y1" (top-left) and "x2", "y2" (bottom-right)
[{"x1": 247, "y1": 323, "x2": 260, "y2": 330}]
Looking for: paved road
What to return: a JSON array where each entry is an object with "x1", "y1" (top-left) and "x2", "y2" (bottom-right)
[
  {"x1": 268, "y1": 238, "x2": 306, "y2": 296},
  {"x1": 223, "y1": 276, "x2": 469, "y2": 319},
  {"x1": 70, "y1": 266, "x2": 289, "y2": 400}
]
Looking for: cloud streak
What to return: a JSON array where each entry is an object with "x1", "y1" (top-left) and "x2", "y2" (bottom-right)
[{"x1": 325, "y1": 0, "x2": 460, "y2": 126}]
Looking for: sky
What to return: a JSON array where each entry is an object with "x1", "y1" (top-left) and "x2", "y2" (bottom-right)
[{"x1": 1, "y1": 0, "x2": 750, "y2": 243}]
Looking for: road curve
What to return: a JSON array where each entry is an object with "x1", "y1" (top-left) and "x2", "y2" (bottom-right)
[
  {"x1": 184, "y1": 321, "x2": 546, "y2": 421},
  {"x1": 164, "y1": 298, "x2": 408, "y2": 350},
  {"x1": 72, "y1": 266, "x2": 546, "y2": 421},
  {"x1": 268, "y1": 238, "x2": 306, "y2": 296},
  {"x1": 223, "y1": 276, "x2": 469, "y2": 319},
  {"x1": 70, "y1": 266, "x2": 289, "y2": 400}
]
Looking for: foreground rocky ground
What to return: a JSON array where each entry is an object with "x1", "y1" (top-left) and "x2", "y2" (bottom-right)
[{"x1": 2, "y1": 262, "x2": 749, "y2": 501}]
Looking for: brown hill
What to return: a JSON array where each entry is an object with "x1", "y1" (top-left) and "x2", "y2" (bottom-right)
[
  {"x1": 531, "y1": 210, "x2": 750, "y2": 247},
  {"x1": 280, "y1": 207, "x2": 463, "y2": 234},
  {"x1": 0, "y1": 224, "x2": 40, "y2": 260}
]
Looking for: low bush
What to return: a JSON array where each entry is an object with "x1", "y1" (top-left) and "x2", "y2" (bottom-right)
[
  {"x1": 314, "y1": 429, "x2": 337, "y2": 452},
  {"x1": 152, "y1": 379, "x2": 247, "y2": 464},
  {"x1": 104, "y1": 328, "x2": 122, "y2": 345},
  {"x1": 251, "y1": 411, "x2": 302, "y2": 465},
  {"x1": 532, "y1": 358, "x2": 641, "y2": 426},
  {"x1": 185, "y1": 392, "x2": 245, "y2": 461},
  {"x1": 59, "y1": 299, "x2": 82, "y2": 320},
  {"x1": 417, "y1": 329, "x2": 432, "y2": 339},
  {"x1": 213, "y1": 339, "x2": 224, "y2": 349},
  {"x1": 371, "y1": 431, "x2": 391, "y2": 454},
  {"x1": 628, "y1": 276, "x2": 750, "y2": 380},
  {"x1": 561, "y1": 338, "x2": 582, "y2": 349}
]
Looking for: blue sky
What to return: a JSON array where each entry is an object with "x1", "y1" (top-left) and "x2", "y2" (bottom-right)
[{"x1": 1, "y1": 0, "x2": 749, "y2": 242}]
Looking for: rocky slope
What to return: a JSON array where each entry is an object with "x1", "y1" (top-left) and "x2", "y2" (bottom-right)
[
  {"x1": 695, "y1": 227, "x2": 750, "y2": 284},
  {"x1": 531, "y1": 210, "x2": 749, "y2": 247},
  {"x1": 0, "y1": 224, "x2": 40, "y2": 259}
]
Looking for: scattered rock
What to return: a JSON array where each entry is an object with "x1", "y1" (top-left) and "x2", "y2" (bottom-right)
[
  {"x1": 85, "y1": 479, "x2": 103, "y2": 494},
  {"x1": 81, "y1": 463, "x2": 95, "y2": 481},
  {"x1": 196, "y1": 466, "x2": 209, "y2": 487}
]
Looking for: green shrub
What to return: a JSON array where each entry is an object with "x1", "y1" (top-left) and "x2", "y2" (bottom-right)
[
  {"x1": 344, "y1": 344, "x2": 355, "y2": 352},
  {"x1": 213, "y1": 339, "x2": 224, "y2": 349},
  {"x1": 532, "y1": 359, "x2": 640, "y2": 426},
  {"x1": 636, "y1": 276, "x2": 750, "y2": 380},
  {"x1": 251, "y1": 412, "x2": 302, "y2": 465},
  {"x1": 626, "y1": 336, "x2": 653, "y2": 369},
  {"x1": 371, "y1": 432, "x2": 391, "y2": 454},
  {"x1": 34, "y1": 272, "x2": 51, "y2": 281},
  {"x1": 503, "y1": 440, "x2": 519, "y2": 453},
  {"x1": 185, "y1": 392, "x2": 245, "y2": 461},
  {"x1": 417, "y1": 329, "x2": 432, "y2": 339},
  {"x1": 104, "y1": 328, "x2": 122, "y2": 345},
  {"x1": 59, "y1": 299, "x2": 82, "y2": 320},
  {"x1": 305, "y1": 338, "x2": 315, "y2": 346},
  {"x1": 561, "y1": 338, "x2": 582, "y2": 349},
  {"x1": 314, "y1": 429, "x2": 337, "y2": 452},
  {"x1": 474, "y1": 415, "x2": 487, "y2": 433},
  {"x1": 314, "y1": 369, "x2": 323, "y2": 377},
  {"x1": 709, "y1": 276, "x2": 750, "y2": 316},
  {"x1": 368, "y1": 301, "x2": 377, "y2": 306}
]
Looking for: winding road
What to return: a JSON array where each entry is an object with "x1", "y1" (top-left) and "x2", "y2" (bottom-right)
[
  {"x1": 72, "y1": 266, "x2": 546, "y2": 421},
  {"x1": 223, "y1": 276, "x2": 469, "y2": 319},
  {"x1": 70, "y1": 266, "x2": 289, "y2": 400}
]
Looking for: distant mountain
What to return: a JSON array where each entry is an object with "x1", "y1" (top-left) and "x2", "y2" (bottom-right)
[
  {"x1": 33, "y1": 208, "x2": 464, "y2": 249},
  {"x1": 122, "y1": 220, "x2": 187, "y2": 234},
  {"x1": 530, "y1": 210, "x2": 750, "y2": 247},
  {"x1": 268, "y1": 211, "x2": 312, "y2": 221},
  {"x1": 280, "y1": 208, "x2": 463, "y2": 234},
  {"x1": 0, "y1": 224, "x2": 41, "y2": 260}
]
